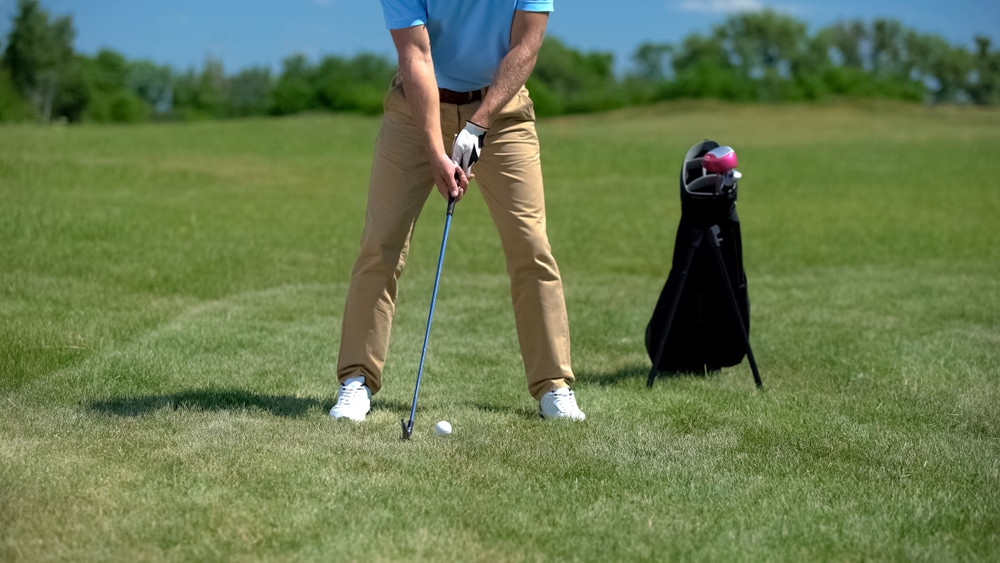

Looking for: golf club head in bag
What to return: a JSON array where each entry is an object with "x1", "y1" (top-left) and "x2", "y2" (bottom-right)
[
  {"x1": 646, "y1": 140, "x2": 751, "y2": 376},
  {"x1": 679, "y1": 140, "x2": 743, "y2": 201},
  {"x1": 703, "y1": 146, "x2": 742, "y2": 194}
]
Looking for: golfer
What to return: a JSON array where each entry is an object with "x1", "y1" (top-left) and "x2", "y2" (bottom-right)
[{"x1": 330, "y1": 0, "x2": 585, "y2": 422}]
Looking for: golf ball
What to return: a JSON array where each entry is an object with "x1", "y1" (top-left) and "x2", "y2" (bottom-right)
[{"x1": 434, "y1": 420, "x2": 452, "y2": 436}]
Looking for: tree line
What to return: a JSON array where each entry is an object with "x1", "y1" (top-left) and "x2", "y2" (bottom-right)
[{"x1": 2, "y1": 0, "x2": 998, "y2": 124}]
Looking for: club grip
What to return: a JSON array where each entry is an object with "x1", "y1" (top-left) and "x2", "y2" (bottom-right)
[{"x1": 447, "y1": 196, "x2": 456, "y2": 216}]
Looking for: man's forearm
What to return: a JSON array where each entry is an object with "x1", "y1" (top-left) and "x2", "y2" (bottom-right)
[
  {"x1": 398, "y1": 57, "x2": 446, "y2": 160},
  {"x1": 391, "y1": 26, "x2": 446, "y2": 160},
  {"x1": 471, "y1": 44, "x2": 537, "y2": 126},
  {"x1": 390, "y1": 25, "x2": 466, "y2": 199},
  {"x1": 471, "y1": 11, "x2": 548, "y2": 128}
]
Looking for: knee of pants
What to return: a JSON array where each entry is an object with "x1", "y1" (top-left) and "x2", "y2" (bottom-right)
[
  {"x1": 356, "y1": 226, "x2": 412, "y2": 277},
  {"x1": 503, "y1": 239, "x2": 560, "y2": 283}
]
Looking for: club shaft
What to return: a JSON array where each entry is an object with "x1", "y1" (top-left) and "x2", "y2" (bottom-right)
[{"x1": 405, "y1": 199, "x2": 455, "y2": 429}]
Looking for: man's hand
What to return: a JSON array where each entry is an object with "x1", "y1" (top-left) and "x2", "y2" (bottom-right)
[
  {"x1": 451, "y1": 121, "x2": 487, "y2": 177},
  {"x1": 432, "y1": 152, "x2": 468, "y2": 201},
  {"x1": 390, "y1": 26, "x2": 469, "y2": 202}
]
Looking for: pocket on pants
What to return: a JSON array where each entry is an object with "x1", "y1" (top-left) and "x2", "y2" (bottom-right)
[
  {"x1": 383, "y1": 73, "x2": 407, "y2": 115},
  {"x1": 494, "y1": 87, "x2": 536, "y2": 129}
]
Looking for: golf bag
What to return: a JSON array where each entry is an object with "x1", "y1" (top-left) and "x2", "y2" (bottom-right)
[{"x1": 645, "y1": 140, "x2": 750, "y2": 376}]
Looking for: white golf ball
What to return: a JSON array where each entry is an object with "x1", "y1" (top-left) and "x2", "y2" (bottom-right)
[{"x1": 434, "y1": 420, "x2": 452, "y2": 437}]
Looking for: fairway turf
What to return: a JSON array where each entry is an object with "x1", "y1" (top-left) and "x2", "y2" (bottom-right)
[{"x1": 2, "y1": 102, "x2": 999, "y2": 561}]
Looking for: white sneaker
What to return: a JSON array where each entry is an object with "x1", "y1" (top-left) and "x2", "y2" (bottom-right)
[
  {"x1": 329, "y1": 376, "x2": 371, "y2": 422},
  {"x1": 539, "y1": 388, "x2": 586, "y2": 421}
]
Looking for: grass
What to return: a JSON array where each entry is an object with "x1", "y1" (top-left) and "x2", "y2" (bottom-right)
[{"x1": 2, "y1": 101, "x2": 999, "y2": 561}]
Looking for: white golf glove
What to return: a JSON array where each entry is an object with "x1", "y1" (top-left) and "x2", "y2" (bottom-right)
[{"x1": 451, "y1": 121, "x2": 487, "y2": 176}]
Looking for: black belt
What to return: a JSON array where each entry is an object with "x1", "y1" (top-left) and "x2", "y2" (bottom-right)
[{"x1": 438, "y1": 87, "x2": 487, "y2": 105}]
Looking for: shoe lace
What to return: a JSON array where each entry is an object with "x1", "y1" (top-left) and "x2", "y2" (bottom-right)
[
  {"x1": 551, "y1": 390, "x2": 577, "y2": 413},
  {"x1": 338, "y1": 383, "x2": 364, "y2": 404}
]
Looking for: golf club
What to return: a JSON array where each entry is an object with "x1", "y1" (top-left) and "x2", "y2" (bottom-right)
[
  {"x1": 401, "y1": 195, "x2": 457, "y2": 440},
  {"x1": 703, "y1": 145, "x2": 742, "y2": 194}
]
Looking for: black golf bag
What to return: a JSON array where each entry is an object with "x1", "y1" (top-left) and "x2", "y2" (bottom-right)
[{"x1": 645, "y1": 140, "x2": 750, "y2": 376}]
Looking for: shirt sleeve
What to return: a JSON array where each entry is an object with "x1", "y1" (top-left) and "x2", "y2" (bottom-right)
[
  {"x1": 515, "y1": 0, "x2": 554, "y2": 12},
  {"x1": 380, "y1": 0, "x2": 427, "y2": 29}
]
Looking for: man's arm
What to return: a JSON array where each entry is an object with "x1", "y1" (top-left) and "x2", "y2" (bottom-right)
[
  {"x1": 469, "y1": 10, "x2": 549, "y2": 128},
  {"x1": 390, "y1": 25, "x2": 468, "y2": 200}
]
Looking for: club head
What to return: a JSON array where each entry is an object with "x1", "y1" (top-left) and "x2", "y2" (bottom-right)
[
  {"x1": 401, "y1": 418, "x2": 413, "y2": 440},
  {"x1": 703, "y1": 146, "x2": 738, "y2": 174}
]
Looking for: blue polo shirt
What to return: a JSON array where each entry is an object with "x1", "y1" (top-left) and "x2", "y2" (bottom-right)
[{"x1": 380, "y1": 0, "x2": 554, "y2": 92}]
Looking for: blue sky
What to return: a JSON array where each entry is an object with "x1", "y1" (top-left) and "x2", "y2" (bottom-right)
[{"x1": 1, "y1": 0, "x2": 998, "y2": 73}]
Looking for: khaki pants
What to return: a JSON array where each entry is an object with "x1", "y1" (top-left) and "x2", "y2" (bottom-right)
[{"x1": 336, "y1": 75, "x2": 574, "y2": 401}]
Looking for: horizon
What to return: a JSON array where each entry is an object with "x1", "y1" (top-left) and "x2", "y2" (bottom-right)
[{"x1": 1, "y1": 1, "x2": 998, "y2": 74}]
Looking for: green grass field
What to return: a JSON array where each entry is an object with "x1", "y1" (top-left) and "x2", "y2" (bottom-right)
[{"x1": 2, "y1": 101, "x2": 999, "y2": 561}]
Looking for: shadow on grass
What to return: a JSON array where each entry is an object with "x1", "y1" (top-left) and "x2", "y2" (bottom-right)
[
  {"x1": 88, "y1": 388, "x2": 330, "y2": 419},
  {"x1": 469, "y1": 402, "x2": 539, "y2": 420},
  {"x1": 576, "y1": 363, "x2": 720, "y2": 388},
  {"x1": 576, "y1": 364, "x2": 648, "y2": 387},
  {"x1": 370, "y1": 398, "x2": 411, "y2": 415},
  {"x1": 373, "y1": 398, "x2": 538, "y2": 420}
]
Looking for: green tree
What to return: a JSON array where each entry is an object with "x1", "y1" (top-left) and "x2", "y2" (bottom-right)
[
  {"x1": 626, "y1": 43, "x2": 673, "y2": 103},
  {"x1": 670, "y1": 32, "x2": 746, "y2": 101},
  {"x1": 224, "y1": 66, "x2": 273, "y2": 117},
  {"x1": 871, "y1": 19, "x2": 907, "y2": 76},
  {"x1": 905, "y1": 30, "x2": 973, "y2": 103},
  {"x1": 819, "y1": 20, "x2": 868, "y2": 68},
  {"x1": 0, "y1": 66, "x2": 32, "y2": 121},
  {"x1": 126, "y1": 60, "x2": 174, "y2": 117},
  {"x1": 271, "y1": 54, "x2": 315, "y2": 115},
  {"x1": 314, "y1": 53, "x2": 394, "y2": 115},
  {"x1": 79, "y1": 48, "x2": 147, "y2": 122},
  {"x1": 172, "y1": 56, "x2": 226, "y2": 119},
  {"x1": 2, "y1": 0, "x2": 77, "y2": 123},
  {"x1": 716, "y1": 10, "x2": 811, "y2": 101},
  {"x1": 968, "y1": 36, "x2": 1000, "y2": 105},
  {"x1": 631, "y1": 43, "x2": 674, "y2": 83},
  {"x1": 810, "y1": 19, "x2": 925, "y2": 101},
  {"x1": 866, "y1": 19, "x2": 924, "y2": 100},
  {"x1": 810, "y1": 22, "x2": 876, "y2": 98},
  {"x1": 529, "y1": 37, "x2": 623, "y2": 115}
]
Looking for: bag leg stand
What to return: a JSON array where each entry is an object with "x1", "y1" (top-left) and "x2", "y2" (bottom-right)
[
  {"x1": 706, "y1": 225, "x2": 762, "y2": 389},
  {"x1": 646, "y1": 232, "x2": 700, "y2": 388},
  {"x1": 647, "y1": 224, "x2": 763, "y2": 390}
]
